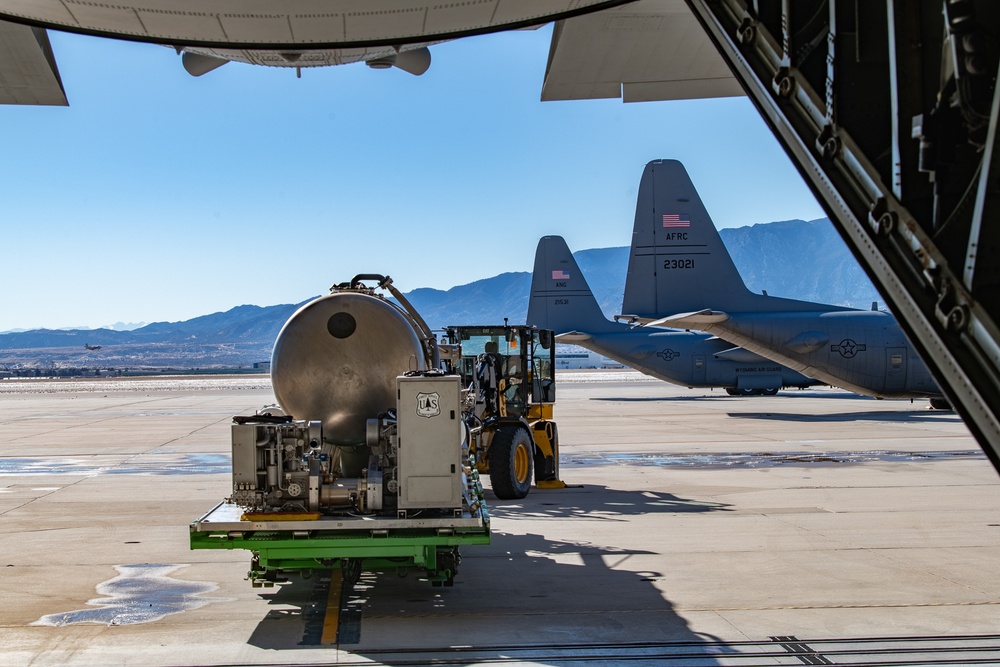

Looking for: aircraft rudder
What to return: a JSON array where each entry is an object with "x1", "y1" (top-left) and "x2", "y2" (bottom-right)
[
  {"x1": 528, "y1": 236, "x2": 617, "y2": 334},
  {"x1": 622, "y1": 159, "x2": 752, "y2": 317}
]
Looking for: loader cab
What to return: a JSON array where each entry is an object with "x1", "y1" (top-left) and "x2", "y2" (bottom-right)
[
  {"x1": 442, "y1": 324, "x2": 562, "y2": 500},
  {"x1": 445, "y1": 325, "x2": 555, "y2": 419}
]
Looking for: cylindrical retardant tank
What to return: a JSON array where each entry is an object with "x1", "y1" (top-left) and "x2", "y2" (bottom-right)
[{"x1": 271, "y1": 291, "x2": 427, "y2": 475}]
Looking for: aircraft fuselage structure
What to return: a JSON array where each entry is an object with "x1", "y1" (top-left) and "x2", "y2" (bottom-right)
[
  {"x1": 676, "y1": 310, "x2": 940, "y2": 398},
  {"x1": 0, "y1": 0, "x2": 635, "y2": 99},
  {"x1": 528, "y1": 234, "x2": 817, "y2": 395},
  {"x1": 624, "y1": 160, "x2": 943, "y2": 401},
  {"x1": 562, "y1": 328, "x2": 812, "y2": 394}
]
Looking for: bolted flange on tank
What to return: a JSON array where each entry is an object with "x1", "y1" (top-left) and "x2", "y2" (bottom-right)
[{"x1": 270, "y1": 290, "x2": 427, "y2": 476}]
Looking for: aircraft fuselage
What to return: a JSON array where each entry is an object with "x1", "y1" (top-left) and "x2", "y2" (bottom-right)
[
  {"x1": 702, "y1": 310, "x2": 939, "y2": 398},
  {"x1": 570, "y1": 327, "x2": 815, "y2": 391}
]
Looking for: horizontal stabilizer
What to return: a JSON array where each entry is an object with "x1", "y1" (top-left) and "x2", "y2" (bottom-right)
[
  {"x1": 647, "y1": 309, "x2": 730, "y2": 328},
  {"x1": 555, "y1": 331, "x2": 594, "y2": 343},
  {"x1": 614, "y1": 314, "x2": 650, "y2": 325}
]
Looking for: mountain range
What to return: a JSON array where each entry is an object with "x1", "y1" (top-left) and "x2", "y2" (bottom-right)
[{"x1": 0, "y1": 218, "x2": 882, "y2": 369}]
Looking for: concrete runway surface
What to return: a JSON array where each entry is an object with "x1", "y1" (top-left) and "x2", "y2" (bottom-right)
[{"x1": 1, "y1": 371, "x2": 999, "y2": 666}]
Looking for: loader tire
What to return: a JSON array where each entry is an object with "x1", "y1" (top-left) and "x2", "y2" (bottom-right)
[{"x1": 488, "y1": 426, "x2": 534, "y2": 500}]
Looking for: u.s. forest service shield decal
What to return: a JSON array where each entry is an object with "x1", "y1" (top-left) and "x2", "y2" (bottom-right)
[{"x1": 416, "y1": 392, "x2": 440, "y2": 418}]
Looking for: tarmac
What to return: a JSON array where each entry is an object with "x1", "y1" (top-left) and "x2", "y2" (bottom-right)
[{"x1": 1, "y1": 371, "x2": 999, "y2": 666}]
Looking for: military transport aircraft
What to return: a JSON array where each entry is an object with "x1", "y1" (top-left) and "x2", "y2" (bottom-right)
[
  {"x1": 619, "y1": 160, "x2": 946, "y2": 405},
  {"x1": 2, "y1": 1, "x2": 993, "y2": 461},
  {"x1": 527, "y1": 235, "x2": 817, "y2": 395},
  {"x1": 0, "y1": 1, "x2": 645, "y2": 104}
]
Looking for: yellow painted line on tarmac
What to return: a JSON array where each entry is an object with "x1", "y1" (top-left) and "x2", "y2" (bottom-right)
[{"x1": 321, "y1": 569, "x2": 343, "y2": 645}]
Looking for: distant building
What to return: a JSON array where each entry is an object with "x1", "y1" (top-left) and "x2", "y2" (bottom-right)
[
  {"x1": 554, "y1": 345, "x2": 622, "y2": 369},
  {"x1": 253, "y1": 361, "x2": 271, "y2": 372}
]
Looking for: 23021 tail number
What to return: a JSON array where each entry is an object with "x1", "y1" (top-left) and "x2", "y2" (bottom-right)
[{"x1": 663, "y1": 259, "x2": 695, "y2": 270}]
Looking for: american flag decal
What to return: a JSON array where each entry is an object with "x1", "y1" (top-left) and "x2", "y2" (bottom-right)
[
  {"x1": 663, "y1": 213, "x2": 691, "y2": 228},
  {"x1": 552, "y1": 270, "x2": 570, "y2": 280}
]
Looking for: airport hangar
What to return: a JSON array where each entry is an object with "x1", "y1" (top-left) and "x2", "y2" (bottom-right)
[{"x1": 2, "y1": 0, "x2": 1000, "y2": 473}]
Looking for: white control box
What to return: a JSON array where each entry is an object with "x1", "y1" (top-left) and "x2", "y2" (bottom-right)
[{"x1": 396, "y1": 374, "x2": 463, "y2": 510}]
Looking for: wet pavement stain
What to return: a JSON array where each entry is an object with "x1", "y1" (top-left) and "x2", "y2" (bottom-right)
[
  {"x1": 0, "y1": 453, "x2": 231, "y2": 476},
  {"x1": 104, "y1": 453, "x2": 231, "y2": 475},
  {"x1": 31, "y1": 564, "x2": 227, "y2": 626},
  {"x1": 566, "y1": 450, "x2": 986, "y2": 468}
]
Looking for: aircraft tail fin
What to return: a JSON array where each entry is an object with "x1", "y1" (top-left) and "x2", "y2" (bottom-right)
[
  {"x1": 621, "y1": 160, "x2": 756, "y2": 318},
  {"x1": 528, "y1": 236, "x2": 620, "y2": 334},
  {"x1": 619, "y1": 160, "x2": 837, "y2": 318}
]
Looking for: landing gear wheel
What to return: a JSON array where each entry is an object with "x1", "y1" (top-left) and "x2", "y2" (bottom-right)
[
  {"x1": 761, "y1": 388, "x2": 779, "y2": 396},
  {"x1": 488, "y1": 426, "x2": 534, "y2": 499},
  {"x1": 929, "y1": 397, "x2": 952, "y2": 410},
  {"x1": 725, "y1": 387, "x2": 740, "y2": 396}
]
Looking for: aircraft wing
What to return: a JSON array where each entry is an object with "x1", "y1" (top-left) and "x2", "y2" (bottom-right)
[
  {"x1": 0, "y1": 20, "x2": 66, "y2": 105},
  {"x1": 541, "y1": 0, "x2": 743, "y2": 102}
]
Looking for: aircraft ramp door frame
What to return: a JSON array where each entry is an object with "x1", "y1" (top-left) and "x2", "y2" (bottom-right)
[{"x1": 683, "y1": 0, "x2": 1000, "y2": 472}]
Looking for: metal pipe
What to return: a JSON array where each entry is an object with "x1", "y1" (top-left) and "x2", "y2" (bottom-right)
[{"x1": 380, "y1": 276, "x2": 441, "y2": 367}]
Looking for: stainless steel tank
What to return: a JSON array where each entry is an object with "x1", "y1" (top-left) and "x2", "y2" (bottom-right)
[{"x1": 271, "y1": 291, "x2": 427, "y2": 451}]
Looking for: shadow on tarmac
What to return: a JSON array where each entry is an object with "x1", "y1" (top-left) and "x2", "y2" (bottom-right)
[
  {"x1": 244, "y1": 488, "x2": 731, "y2": 663},
  {"x1": 589, "y1": 391, "x2": 882, "y2": 403},
  {"x1": 486, "y1": 484, "x2": 733, "y2": 521},
  {"x1": 726, "y1": 409, "x2": 962, "y2": 423},
  {"x1": 245, "y1": 534, "x2": 727, "y2": 664}
]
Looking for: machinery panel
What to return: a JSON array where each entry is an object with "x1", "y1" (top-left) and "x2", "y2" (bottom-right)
[
  {"x1": 396, "y1": 374, "x2": 463, "y2": 510},
  {"x1": 231, "y1": 423, "x2": 258, "y2": 487}
]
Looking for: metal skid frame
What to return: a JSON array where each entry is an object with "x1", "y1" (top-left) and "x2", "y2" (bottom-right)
[{"x1": 190, "y1": 502, "x2": 490, "y2": 585}]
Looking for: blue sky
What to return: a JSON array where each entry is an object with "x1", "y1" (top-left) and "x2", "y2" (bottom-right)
[{"x1": 1, "y1": 24, "x2": 824, "y2": 332}]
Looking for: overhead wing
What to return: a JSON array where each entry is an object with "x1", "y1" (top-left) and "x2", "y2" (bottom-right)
[
  {"x1": 0, "y1": 20, "x2": 66, "y2": 105},
  {"x1": 541, "y1": 0, "x2": 742, "y2": 102},
  {"x1": 0, "y1": 2, "x2": 630, "y2": 48},
  {"x1": 0, "y1": 1, "x2": 635, "y2": 83}
]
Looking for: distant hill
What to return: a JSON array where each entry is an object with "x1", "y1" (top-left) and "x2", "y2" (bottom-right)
[
  {"x1": 0, "y1": 218, "x2": 880, "y2": 369},
  {"x1": 723, "y1": 219, "x2": 881, "y2": 309},
  {"x1": 406, "y1": 218, "x2": 881, "y2": 326}
]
